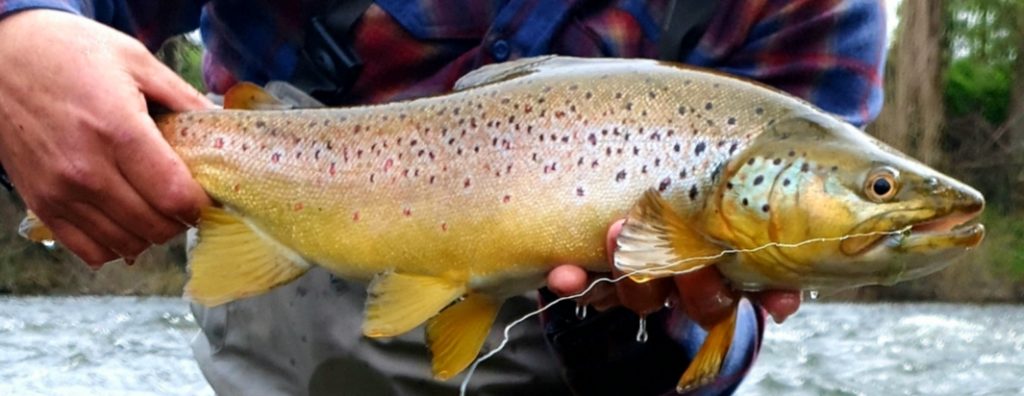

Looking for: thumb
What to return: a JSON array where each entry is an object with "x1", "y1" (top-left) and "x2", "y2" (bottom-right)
[{"x1": 133, "y1": 52, "x2": 215, "y2": 112}]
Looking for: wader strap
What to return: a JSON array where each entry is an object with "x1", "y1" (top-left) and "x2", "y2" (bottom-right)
[
  {"x1": 658, "y1": 0, "x2": 717, "y2": 61},
  {"x1": 290, "y1": 0, "x2": 375, "y2": 105},
  {"x1": 0, "y1": 163, "x2": 10, "y2": 191}
]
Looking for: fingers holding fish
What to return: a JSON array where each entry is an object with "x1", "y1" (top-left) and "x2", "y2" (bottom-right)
[
  {"x1": 0, "y1": 10, "x2": 210, "y2": 264},
  {"x1": 749, "y1": 289, "x2": 802, "y2": 324},
  {"x1": 37, "y1": 216, "x2": 118, "y2": 268},
  {"x1": 113, "y1": 113, "x2": 212, "y2": 228}
]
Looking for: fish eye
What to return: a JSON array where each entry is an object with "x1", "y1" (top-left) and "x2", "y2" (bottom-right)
[{"x1": 865, "y1": 167, "x2": 899, "y2": 202}]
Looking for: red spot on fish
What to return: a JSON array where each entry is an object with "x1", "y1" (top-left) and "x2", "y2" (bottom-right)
[
  {"x1": 503, "y1": 195, "x2": 511, "y2": 203},
  {"x1": 180, "y1": 128, "x2": 189, "y2": 137},
  {"x1": 403, "y1": 208, "x2": 412, "y2": 217},
  {"x1": 233, "y1": 184, "x2": 241, "y2": 192},
  {"x1": 384, "y1": 159, "x2": 394, "y2": 172},
  {"x1": 576, "y1": 187, "x2": 585, "y2": 197},
  {"x1": 329, "y1": 162, "x2": 337, "y2": 176},
  {"x1": 555, "y1": 111, "x2": 566, "y2": 119},
  {"x1": 353, "y1": 211, "x2": 360, "y2": 222},
  {"x1": 293, "y1": 202, "x2": 304, "y2": 211},
  {"x1": 464, "y1": 178, "x2": 471, "y2": 188},
  {"x1": 214, "y1": 137, "x2": 224, "y2": 149},
  {"x1": 242, "y1": 143, "x2": 250, "y2": 151},
  {"x1": 271, "y1": 153, "x2": 281, "y2": 163},
  {"x1": 441, "y1": 222, "x2": 448, "y2": 232}
]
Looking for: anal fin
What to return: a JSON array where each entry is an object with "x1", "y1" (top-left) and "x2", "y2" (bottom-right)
[
  {"x1": 362, "y1": 273, "x2": 465, "y2": 338},
  {"x1": 426, "y1": 293, "x2": 501, "y2": 380},
  {"x1": 676, "y1": 303, "x2": 738, "y2": 393},
  {"x1": 186, "y1": 207, "x2": 310, "y2": 306}
]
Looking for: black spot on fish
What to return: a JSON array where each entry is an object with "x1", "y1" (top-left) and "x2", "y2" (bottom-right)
[
  {"x1": 726, "y1": 182, "x2": 733, "y2": 190},
  {"x1": 658, "y1": 178, "x2": 672, "y2": 192},
  {"x1": 747, "y1": 158, "x2": 755, "y2": 165},
  {"x1": 729, "y1": 142, "x2": 738, "y2": 155},
  {"x1": 727, "y1": 117, "x2": 736, "y2": 125},
  {"x1": 615, "y1": 170, "x2": 627, "y2": 182},
  {"x1": 831, "y1": 165, "x2": 839, "y2": 171},
  {"x1": 678, "y1": 106, "x2": 687, "y2": 116},
  {"x1": 576, "y1": 187, "x2": 585, "y2": 197},
  {"x1": 588, "y1": 133, "x2": 597, "y2": 146},
  {"x1": 705, "y1": 102, "x2": 713, "y2": 110},
  {"x1": 762, "y1": 204, "x2": 770, "y2": 213},
  {"x1": 255, "y1": 120, "x2": 266, "y2": 128},
  {"x1": 773, "y1": 158, "x2": 782, "y2": 165},
  {"x1": 742, "y1": 198, "x2": 748, "y2": 206},
  {"x1": 801, "y1": 163, "x2": 810, "y2": 172},
  {"x1": 689, "y1": 185, "x2": 699, "y2": 201},
  {"x1": 679, "y1": 169, "x2": 688, "y2": 178},
  {"x1": 783, "y1": 179, "x2": 791, "y2": 186},
  {"x1": 755, "y1": 107, "x2": 764, "y2": 115},
  {"x1": 695, "y1": 142, "x2": 706, "y2": 155},
  {"x1": 753, "y1": 175, "x2": 764, "y2": 186},
  {"x1": 674, "y1": 143, "x2": 681, "y2": 152},
  {"x1": 641, "y1": 165, "x2": 648, "y2": 174},
  {"x1": 788, "y1": 150, "x2": 796, "y2": 157}
]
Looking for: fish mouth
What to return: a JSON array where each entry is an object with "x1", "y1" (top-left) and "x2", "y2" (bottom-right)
[{"x1": 840, "y1": 202, "x2": 985, "y2": 256}]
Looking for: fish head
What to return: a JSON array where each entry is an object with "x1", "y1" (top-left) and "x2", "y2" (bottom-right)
[{"x1": 707, "y1": 112, "x2": 985, "y2": 290}]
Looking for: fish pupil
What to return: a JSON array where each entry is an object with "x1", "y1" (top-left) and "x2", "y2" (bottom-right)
[{"x1": 873, "y1": 178, "x2": 892, "y2": 196}]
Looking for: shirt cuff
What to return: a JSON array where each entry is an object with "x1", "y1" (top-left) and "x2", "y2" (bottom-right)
[{"x1": 0, "y1": 1, "x2": 87, "y2": 23}]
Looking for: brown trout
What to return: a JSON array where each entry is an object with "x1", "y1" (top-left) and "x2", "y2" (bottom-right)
[{"x1": 21, "y1": 56, "x2": 985, "y2": 390}]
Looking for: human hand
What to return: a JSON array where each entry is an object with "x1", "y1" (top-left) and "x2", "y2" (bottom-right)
[
  {"x1": 547, "y1": 221, "x2": 801, "y2": 326},
  {"x1": 0, "y1": 10, "x2": 214, "y2": 267}
]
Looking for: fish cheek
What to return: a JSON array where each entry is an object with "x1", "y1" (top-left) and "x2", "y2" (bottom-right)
[{"x1": 772, "y1": 174, "x2": 856, "y2": 264}]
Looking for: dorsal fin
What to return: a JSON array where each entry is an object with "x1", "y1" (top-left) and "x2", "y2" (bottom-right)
[
  {"x1": 455, "y1": 56, "x2": 649, "y2": 91},
  {"x1": 224, "y1": 82, "x2": 291, "y2": 110}
]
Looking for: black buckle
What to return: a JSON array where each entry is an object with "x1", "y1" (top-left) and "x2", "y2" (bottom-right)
[{"x1": 294, "y1": 16, "x2": 364, "y2": 104}]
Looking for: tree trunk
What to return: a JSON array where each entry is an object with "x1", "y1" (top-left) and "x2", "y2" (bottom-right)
[{"x1": 868, "y1": 0, "x2": 946, "y2": 166}]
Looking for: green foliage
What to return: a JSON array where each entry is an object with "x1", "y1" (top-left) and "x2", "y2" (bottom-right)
[
  {"x1": 944, "y1": 59, "x2": 1010, "y2": 123},
  {"x1": 978, "y1": 209, "x2": 1024, "y2": 277}
]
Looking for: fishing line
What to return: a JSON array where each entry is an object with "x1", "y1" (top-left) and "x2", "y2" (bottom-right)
[{"x1": 457, "y1": 226, "x2": 912, "y2": 396}]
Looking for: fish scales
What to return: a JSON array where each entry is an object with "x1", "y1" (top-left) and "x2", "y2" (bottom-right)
[{"x1": 161, "y1": 61, "x2": 789, "y2": 286}]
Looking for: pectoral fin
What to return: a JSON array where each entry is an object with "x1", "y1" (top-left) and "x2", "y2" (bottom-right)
[
  {"x1": 614, "y1": 189, "x2": 723, "y2": 281},
  {"x1": 362, "y1": 272, "x2": 465, "y2": 338},
  {"x1": 425, "y1": 293, "x2": 501, "y2": 380},
  {"x1": 185, "y1": 206, "x2": 310, "y2": 306},
  {"x1": 676, "y1": 303, "x2": 738, "y2": 393}
]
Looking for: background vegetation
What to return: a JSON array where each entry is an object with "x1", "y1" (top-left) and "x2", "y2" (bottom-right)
[{"x1": 1, "y1": 3, "x2": 1022, "y2": 301}]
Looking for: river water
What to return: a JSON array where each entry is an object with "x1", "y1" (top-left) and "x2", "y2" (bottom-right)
[{"x1": 0, "y1": 297, "x2": 1022, "y2": 396}]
